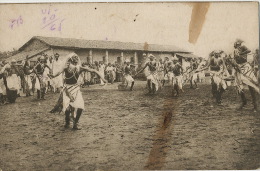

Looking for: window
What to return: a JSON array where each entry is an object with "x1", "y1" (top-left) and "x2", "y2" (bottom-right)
[
  {"x1": 130, "y1": 56, "x2": 134, "y2": 63},
  {"x1": 117, "y1": 56, "x2": 121, "y2": 63}
]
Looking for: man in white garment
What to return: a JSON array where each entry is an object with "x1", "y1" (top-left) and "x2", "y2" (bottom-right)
[
  {"x1": 99, "y1": 61, "x2": 106, "y2": 85},
  {"x1": 52, "y1": 53, "x2": 63, "y2": 93},
  {"x1": 23, "y1": 56, "x2": 33, "y2": 96},
  {"x1": 0, "y1": 61, "x2": 8, "y2": 104}
]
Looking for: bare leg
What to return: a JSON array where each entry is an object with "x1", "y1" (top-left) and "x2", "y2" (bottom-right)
[
  {"x1": 249, "y1": 86, "x2": 258, "y2": 111},
  {"x1": 239, "y1": 90, "x2": 247, "y2": 109},
  {"x1": 147, "y1": 80, "x2": 152, "y2": 93},
  {"x1": 152, "y1": 83, "x2": 156, "y2": 94},
  {"x1": 64, "y1": 109, "x2": 71, "y2": 128},
  {"x1": 73, "y1": 108, "x2": 83, "y2": 130},
  {"x1": 130, "y1": 81, "x2": 134, "y2": 91}
]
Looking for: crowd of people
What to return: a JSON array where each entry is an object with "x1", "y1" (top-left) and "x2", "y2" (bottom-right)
[
  {"x1": 0, "y1": 39, "x2": 259, "y2": 129},
  {"x1": 0, "y1": 53, "x2": 135, "y2": 105}
]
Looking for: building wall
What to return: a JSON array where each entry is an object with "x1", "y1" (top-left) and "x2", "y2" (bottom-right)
[
  {"x1": 24, "y1": 44, "x2": 181, "y2": 68},
  {"x1": 75, "y1": 49, "x2": 90, "y2": 63},
  {"x1": 122, "y1": 51, "x2": 135, "y2": 63},
  {"x1": 23, "y1": 39, "x2": 49, "y2": 52},
  {"x1": 92, "y1": 49, "x2": 106, "y2": 63},
  {"x1": 107, "y1": 50, "x2": 122, "y2": 64},
  {"x1": 52, "y1": 48, "x2": 74, "y2": 59}
]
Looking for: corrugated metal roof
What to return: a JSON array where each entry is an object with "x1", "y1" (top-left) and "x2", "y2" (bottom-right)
[
  {"x1": 176, "y1": 53, "x2": 200, "y2": 59},
  {"x1": 7, "y1": 48, "x2": 49, "y2": 62},
  {"x1": 20, "y1": 36, "x2": 190, "y2": 53}
]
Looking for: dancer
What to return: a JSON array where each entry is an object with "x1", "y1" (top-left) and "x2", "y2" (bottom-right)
[
  {"x1": 232, "y1": 40, "x2": 259, "y2": 111},
  {"x1": 119, "y1": 59, "x2": 135, "y2": 91},
  {"x1": 197, "y1": 50, "x2": 228, "y2": 104},
  {"x1": 49, "y1": 53, "x2": 107, "y2": 130},
  {"x1": 157, "y1": 58, "x2": 165, "y2": 86},
  {"x1": 171, "y1": 56, "x2": 184, "y2": 96},
  {"x1": 135, "y1": 54, "x2": 160, "y2": 94},
  {"x1": 33, "y1": 56, "x2": 51, "y2": 100},
  {"x1": 190, "y1": 58, "x2": 199, "y2": 89}
]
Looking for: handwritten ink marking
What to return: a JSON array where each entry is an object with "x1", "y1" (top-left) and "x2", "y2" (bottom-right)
[
  {"x1": 9, "y1": 16, "x2": 23, "y2": 30},
  {"x1": 41, "y1": 18, "x2": 60, "y2": 29},
  {"x1": 41, "y1": 5, "x2": 65, "y2": 32},
  {"x1": 58, "y1": 19, "x2": 65, "y2": 31}
]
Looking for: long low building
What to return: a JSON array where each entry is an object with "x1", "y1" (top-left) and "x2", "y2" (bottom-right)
[{"x1": 7, "y1": 36, "x2": 198, "y2": 67}]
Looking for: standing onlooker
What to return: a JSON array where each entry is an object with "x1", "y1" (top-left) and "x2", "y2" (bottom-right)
[
  {"x1": 52, "y1": 53, "x2": 63, "y2": 93},
  {"x1": 115, "y1": 61, "x2": 123, "y2": 82},
  {"x1": 23, "y1": 56, "x2": 33, "y2": 96},
  {"x1": 99, "y1": 61, "x2": 105, "y2": 85},
  {"x1": 0, "y1": 61, "x2": 7, "y2": 104},
  {"x1": 82, "y1": 62, "x2": 92, "y2": 87},
  {"x1": 92, "y1": 61, "x2": 99, "y2": 84},
  {"x1": 105, "y1": 63, "x2": 116, "y2": 83}
]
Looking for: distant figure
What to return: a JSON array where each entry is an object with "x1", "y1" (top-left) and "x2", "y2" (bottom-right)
[
  {"x1": 119, "y1": 59, "x2": 135, "y2": 91},
  {"x1": 182, "y1": 58, "x2": 191, "y2": 84},
  {"x1": 171, "y1": 56, "x2": 184, "y2": 96},
  {"x1": 0, "y1": 61, "x2": 8, "y2": 104},
  {"x1": 52, "y1": 53, "x2": 63, "y2": 93},
  {"x1": 136, "y1": 54, "x2": 160, "y2": 94},
  {"x1": 33, "y1": 56, "x2": 51, "y2": 100},
  {"x1": 82, "y1": 62, "x2": 92, "y2": 87},
  {"x1": 197, "y1": 50, "x2": 228, "y2": 105},
  {"x1": 157, "y1": 58, "x2": 165, "y2": 85},
  {"x1": 5, "y1": 60, "x2": 20, "y2": 103},
  {"x1": 198, "y1": 59, "x2": 206, "y2": 83},
  {"x1": 99, "y1": 61, "x2": 106, "y2": 85},
  {"x1": 23, "y1": 56, "x2": 33, "y2": 96},
  {"x1": 189, "y1": 58, "x2": 199, "y2": 89},
  {"x1": 105, "y1": 63, "x2": 116, "y2": 84},
  {"x1": 115, "y1": 61, "x2": 123, "y2": 82}
]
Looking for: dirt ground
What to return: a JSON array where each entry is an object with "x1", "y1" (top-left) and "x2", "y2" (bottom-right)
[{"x1": 0, "y1": 80, "x2": 259, "y2": 171}]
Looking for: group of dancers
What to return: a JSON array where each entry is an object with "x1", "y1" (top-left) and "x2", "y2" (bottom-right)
[
  {"x1": 0, "y1": 53, "x2": 64, "y2": 104},
  {"x1": 124, "y1": 54, "x2": 206, "y2": 96},
  {"x1": 0, "y1": 39, "x2": 259, "y2": 130},
  {"x1": 124, "y1": 39, "x2": 259, "y2": 112}
]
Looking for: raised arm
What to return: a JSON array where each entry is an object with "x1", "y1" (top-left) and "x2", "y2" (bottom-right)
[
  {"x1": 136, "y1": 63, "x2": 148, "y2": 75},
  {"x1": 49, "y1": 67, "x2": 65, "y2": 78},
  {"x1": 221, "y1": 57, "x2": 230, "y2": 75},
  {"x1": 80, "y1": 66, "x2": 107, "y2": 83},
  {"x1": 196, "y1": 57, "x2": 210, "y2": 72},
  {"x1": 45, "y1": 64, "x2": 52, "y2": 71}
]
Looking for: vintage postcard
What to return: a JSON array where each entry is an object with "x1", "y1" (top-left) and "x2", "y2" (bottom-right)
[{"x1": 0, "y1": 2, "x2": 259, "y2": 170}]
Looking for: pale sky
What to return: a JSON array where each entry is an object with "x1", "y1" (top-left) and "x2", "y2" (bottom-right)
[{"x1": 0, "y1": 2, "x2": 259, "y2": 57}]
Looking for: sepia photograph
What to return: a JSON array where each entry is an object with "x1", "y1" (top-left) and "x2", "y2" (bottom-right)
[{"x1": 0, "y1": 2, "x2": 259, "y2": 170}]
